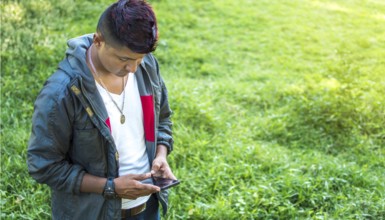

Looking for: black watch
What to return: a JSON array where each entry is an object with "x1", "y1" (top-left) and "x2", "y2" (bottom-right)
[{"x1": 103, "y1": 178, "x2": 117, "y2": 199}]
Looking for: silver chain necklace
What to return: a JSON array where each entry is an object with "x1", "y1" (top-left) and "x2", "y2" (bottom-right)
[{"x1": 87, "y1": 45, "x2": 126, "y2": 124}]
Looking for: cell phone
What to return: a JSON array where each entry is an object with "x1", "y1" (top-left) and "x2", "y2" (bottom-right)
[{"x1": 151, "y1": 176, "x2": 180, "y2": 190}]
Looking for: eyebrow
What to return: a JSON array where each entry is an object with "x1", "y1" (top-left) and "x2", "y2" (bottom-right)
[{"x1": 118, "y1": 56, "x2": 135, "y2": 60}]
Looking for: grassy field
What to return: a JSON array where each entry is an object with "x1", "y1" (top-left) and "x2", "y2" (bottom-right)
[{"x1": 1, "y1": 0, "x2": 385, "y2": 219}]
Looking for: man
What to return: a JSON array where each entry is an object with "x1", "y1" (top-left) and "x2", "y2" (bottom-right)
[{"x1": 27, "y1": 0, "x2": 176, "y2": 219}]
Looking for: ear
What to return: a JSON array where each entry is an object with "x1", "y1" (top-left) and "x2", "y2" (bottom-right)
[{"x1": 93, "y1": 33, "x2": 104, "y2": 48}]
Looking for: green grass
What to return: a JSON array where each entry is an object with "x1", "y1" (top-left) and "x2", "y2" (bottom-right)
[{"x1": 1, "y1": 0, "x2": 384, "y2": 219}]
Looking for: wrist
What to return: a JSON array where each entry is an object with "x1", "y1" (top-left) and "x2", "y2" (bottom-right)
[
  {"x1": 80, "y1": 173, "x2": 110, "y2": 194},
  {"x1": 156, "y1": 144, "x2": 168, "y2": 158},
  {"x1": 102, "y1": 177, "x2": 117, "y2": 199}
]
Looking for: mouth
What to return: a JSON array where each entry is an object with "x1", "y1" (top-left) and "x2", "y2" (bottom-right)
[{"x1": 117, "y1": 71, "x2": 129, "y2": 77}]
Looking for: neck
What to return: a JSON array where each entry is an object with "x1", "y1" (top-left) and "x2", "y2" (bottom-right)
[
  {"x1": 88, "y1": 44, "x2": 107, "y2": 77},
  {"x1": 87, "y1": 44, "x2": 126, "y2": 94}
]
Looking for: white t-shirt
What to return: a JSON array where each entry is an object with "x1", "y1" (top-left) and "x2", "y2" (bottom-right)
[{"x1": 96, "y1": 73, "x2": 150, "y2": 209}]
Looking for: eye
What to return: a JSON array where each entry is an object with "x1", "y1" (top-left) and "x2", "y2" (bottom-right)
[{"x1": 119, "y1": 57, "x2": 129, "y2": 61}]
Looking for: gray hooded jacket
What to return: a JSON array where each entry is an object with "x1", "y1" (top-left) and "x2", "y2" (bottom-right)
[{"x1": 27, "y1": 34, "x2": 173, "y2": 219}]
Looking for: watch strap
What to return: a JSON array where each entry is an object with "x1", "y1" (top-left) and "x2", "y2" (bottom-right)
[{"x1": 103, "y1": 177, "x2": 117, "y2": 199}]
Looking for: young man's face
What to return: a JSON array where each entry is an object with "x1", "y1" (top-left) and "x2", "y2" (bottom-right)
[{"x1": 95, "y1": 36, "x2": 146, "y2": 77}]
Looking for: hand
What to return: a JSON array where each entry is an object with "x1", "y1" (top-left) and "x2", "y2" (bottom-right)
[
  {"x1": 151, "y1": 145, "x2": 177, "y2": 180},
  {"x1": 114, "y1": 173, "x2": 160, "y2": 200}
]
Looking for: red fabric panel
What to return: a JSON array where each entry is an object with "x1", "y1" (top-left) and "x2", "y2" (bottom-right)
[
  {"x1": 140, "y1": 96, "x2": 155, "y2": 142},
  {"x1": 105, "y1": 117, "x2": 111, "y2": 133}
]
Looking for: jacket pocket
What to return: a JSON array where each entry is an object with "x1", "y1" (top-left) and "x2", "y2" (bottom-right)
[
  {"x1": 52, "y1": 190, "x2": 106, "y2": 220},
  {"x1": 70, "y1": 128, "x2": 106, "y2": 176}
]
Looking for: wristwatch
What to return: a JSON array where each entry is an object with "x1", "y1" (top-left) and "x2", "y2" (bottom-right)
[{"x1": 103, "y1": 178, "x2": 117, "y2": 199}]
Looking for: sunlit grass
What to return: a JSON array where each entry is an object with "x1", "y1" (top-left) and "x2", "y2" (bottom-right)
[{"x1": 1, "y1": 0, "x2": 384, "y2": 219}]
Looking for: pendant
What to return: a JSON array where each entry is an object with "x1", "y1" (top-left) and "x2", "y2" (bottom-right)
[{"x1": 120, "y1": 114, "x2": 125, "y2": 124}]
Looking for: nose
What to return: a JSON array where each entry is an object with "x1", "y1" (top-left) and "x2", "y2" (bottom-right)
[
  {"x1": 125, "y1": 60, "x2": 141, "y2": 73},
  {"x1": 125, "y1": 63, "x2": 136, "y2": 73}
]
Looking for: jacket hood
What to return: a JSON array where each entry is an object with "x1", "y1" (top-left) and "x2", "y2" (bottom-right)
[{"x1": 58, "y1": 34, "x2": 94, "y2": 84}]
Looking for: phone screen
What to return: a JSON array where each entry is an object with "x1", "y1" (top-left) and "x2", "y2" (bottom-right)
[{"x1": 152, "y1": 176, "x2": 180, "y2": 190}]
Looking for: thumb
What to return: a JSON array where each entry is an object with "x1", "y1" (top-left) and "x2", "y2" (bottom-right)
[
  {"x1": 132, "y1": 172, "x2": 152, "y2": 181},
  {"x1": 151, "y1": 161, "x2": 161, "y2": 174}
]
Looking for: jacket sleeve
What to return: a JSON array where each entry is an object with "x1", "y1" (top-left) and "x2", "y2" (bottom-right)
[
  {"x1": 154, "y1": 58, "x2": 174, "y2": 154},
  {"x1": 157, "y1": 76, "x2": 174, "y2": 153},
  {"x1": 27, "y1": 76, "x2": 85, "y2": 194}
]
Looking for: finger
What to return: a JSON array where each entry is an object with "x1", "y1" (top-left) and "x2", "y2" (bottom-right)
[
  {"x1": 140, "y1": 183, "x2": 161, "y2": 193},
  {"x1": 166, "y1": 173, "x2": 177, "y2": 180},
  {"x1": 150, "y1": 185, "x2": 161, "y2": 192},
  {"x1": 120, "y1": 184, "x2": 160, "y2": 199},
  {"x1": 151, "y1": 161, "x2": 161, "y2": 173},
  {"x1": 132, "y1": 172, "x2": 152, "y2": 181},
  {"x1": 162, "y1": 169, "x2": 177, "y2": 180}
]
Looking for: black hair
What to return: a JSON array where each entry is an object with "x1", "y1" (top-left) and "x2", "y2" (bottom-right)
[{"x1": 97, "y1": 0, "x2": 158, "y2": 53}]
